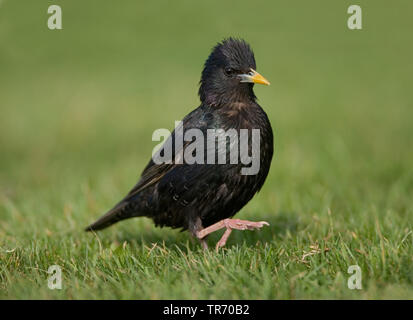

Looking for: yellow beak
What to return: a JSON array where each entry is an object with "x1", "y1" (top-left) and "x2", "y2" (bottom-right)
[{"x1": 239, "y1": 68, "x2": 270, "y2": 86}]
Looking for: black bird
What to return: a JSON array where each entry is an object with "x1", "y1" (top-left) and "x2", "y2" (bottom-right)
[{"x1": 85, "y1": 38, "x2": 274, "y2": 250}]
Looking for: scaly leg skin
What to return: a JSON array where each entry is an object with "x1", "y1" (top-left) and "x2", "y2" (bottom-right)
[
  {"x1": 190, "y1": 216, "x2": 209, "y2": 250},
  {"x1": 196, "y1": 218, "x2": 270, "y2": 251},
  {"x1": 200, "y1": 238, "x2": 208, "y2": 250}
]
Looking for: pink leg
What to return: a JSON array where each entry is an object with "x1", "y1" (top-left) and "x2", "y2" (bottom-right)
[
  {"x1": 200, "y1": 238, "x2": 208, "y2": 250},
  {"x1": 215, "y1": 228, "x2": 233, "y2": 251},
  {"x1": 196, "y1": 218, "x2": 269, "y2": 251}
]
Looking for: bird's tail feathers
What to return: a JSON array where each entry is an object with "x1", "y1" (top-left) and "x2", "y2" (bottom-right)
[{"x1": 85, "y1": 201, "x2": 137, "y2": 232}]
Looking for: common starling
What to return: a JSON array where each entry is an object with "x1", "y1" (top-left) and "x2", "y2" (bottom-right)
[{"x1": 85, "y1": 38, "x2": 274, "y2": 250}]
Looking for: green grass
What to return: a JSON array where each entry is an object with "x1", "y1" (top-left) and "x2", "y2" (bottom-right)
[{"x1": 1, "y1": 0, "x2": 412, "y2": 299}]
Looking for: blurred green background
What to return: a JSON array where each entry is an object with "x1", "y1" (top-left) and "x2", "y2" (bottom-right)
[{"x1": 0, "y1": 0, "x2": 412, "y2": 299}]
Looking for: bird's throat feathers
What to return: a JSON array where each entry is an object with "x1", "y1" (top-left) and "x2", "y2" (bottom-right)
[{"x1": 199, "y1": 82, "x2": 257, "y2": 108}]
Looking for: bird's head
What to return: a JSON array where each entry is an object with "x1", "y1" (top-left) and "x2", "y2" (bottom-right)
[{"x1": 199, "y1": 38, "x2": 270, "y2": 107}]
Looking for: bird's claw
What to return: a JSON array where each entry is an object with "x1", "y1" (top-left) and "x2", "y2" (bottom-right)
[
  {"x1": 197, "y1": 218, "x2": 270, "y2": 252},
  {"x1": 223, "y1": 219, "x2": 270, "y2": 231}
]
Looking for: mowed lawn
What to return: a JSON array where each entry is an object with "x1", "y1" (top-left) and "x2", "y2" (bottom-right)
[{"x1": 0, "y1": 1, "x2": 412, "y2": 299}]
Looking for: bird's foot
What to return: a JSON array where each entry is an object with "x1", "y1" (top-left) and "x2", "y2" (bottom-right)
[{"x1": 196, "y1": 218, "x2": 269, "y2": 252}]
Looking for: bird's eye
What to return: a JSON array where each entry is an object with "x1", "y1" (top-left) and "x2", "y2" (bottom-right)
[
  {"x1": 224, "y1": 67, "x2": 235, "y2": 76},
  {"x1": 247, "y1": 70, "x2": 254, "y2": 76}
]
